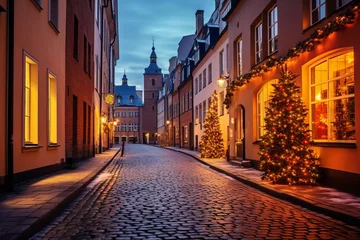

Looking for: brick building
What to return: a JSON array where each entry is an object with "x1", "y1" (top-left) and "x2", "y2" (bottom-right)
[
  {"x1": 142, "y1": 44, "x2": 163, "y2": 144},
  {"x1": 65, "y1": 0, "x2": 94, "y2": 161},
  {"x1": 114, "y1": 73, "x2": 143, "y2": 144}
]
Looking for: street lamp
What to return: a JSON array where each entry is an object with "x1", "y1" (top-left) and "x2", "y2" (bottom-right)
[
  {"x1": 101, "y1": 113, "x2": 107, "y2": 124},
  {"x1": 217, "y1": 71, "x2": 230, "y2": 88}
]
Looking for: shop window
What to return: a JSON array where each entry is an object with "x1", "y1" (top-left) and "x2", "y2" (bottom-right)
[
  {"x1": 257, "y1": 79, "x2": 278, "y2": 139},
  {"x1": 48, "y1": 71, "x2": 57, "y2": 144},
  {"x1": 310, "y1": 51, "x2": 355, "y2": 142}
]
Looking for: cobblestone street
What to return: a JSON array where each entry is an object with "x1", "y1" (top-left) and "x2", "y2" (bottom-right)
[{"x1": 32, "y1": 145, "x2": 360, "y2": 239}]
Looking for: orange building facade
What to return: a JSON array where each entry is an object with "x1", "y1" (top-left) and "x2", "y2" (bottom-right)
[
  {"x1": 225, "y1": 0, "x2": 360, "y2": 194},
  {"x1": 0, "y1": 0, "x2": 66, "y2": 189}
]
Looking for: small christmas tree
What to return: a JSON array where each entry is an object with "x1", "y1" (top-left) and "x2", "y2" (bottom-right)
[
  {"x1": 259, "y1": 68, "x2": 319, "y2": 185},
  {"x1": 200, "y1": 91, "x2": 225, "y2": 158}
]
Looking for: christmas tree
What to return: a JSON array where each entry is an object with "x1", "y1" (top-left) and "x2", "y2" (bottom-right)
[
  {"x1": 332, "y1": 82, "x2": 347, "y2": 140},
  {"x1": 200, "y1": 91, "x2": 225, "y2": 158},
  {"x1": 259, "y1": 68, "x2": 319, "y2": 185}
]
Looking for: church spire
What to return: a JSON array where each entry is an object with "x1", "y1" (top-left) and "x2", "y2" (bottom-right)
[
  {"x1": 122, "y1": 70, "x2": 128, "y2": 85},
  {"x1": 150, "y1": 38, "x2": 157, "y2": 63}
]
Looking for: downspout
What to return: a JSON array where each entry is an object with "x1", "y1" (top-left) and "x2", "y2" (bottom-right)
[
  {"x1": 5, "y1": 0, "x2": 14, "y2": 191},
  {"x1": 108, "y1": 17, "x2": 116, "y2": 148},
  {"x1": 99, "y1": 0, "x2": 109, "y2": 153}
]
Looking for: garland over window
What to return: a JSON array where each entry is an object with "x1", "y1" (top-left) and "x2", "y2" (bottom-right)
[{"x1": 224, "y1": 2, "x2": 360, "y2": 108}]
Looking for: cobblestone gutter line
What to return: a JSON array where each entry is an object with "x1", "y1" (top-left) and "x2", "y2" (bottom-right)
[
  {"x1": 17, "y1": 148, "x2": 122, "y2": 240},
  {"x1": 158, "y1": 146, "x2": 360, "y2": 227}
]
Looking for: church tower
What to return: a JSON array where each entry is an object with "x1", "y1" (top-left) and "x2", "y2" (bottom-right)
[{"x1": 142, "y1": 42, "x2": 163, "y2": 144}]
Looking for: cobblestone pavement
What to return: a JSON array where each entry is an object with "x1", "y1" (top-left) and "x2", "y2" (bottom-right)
[{"x1": 32, "y1": 145, "x2": 360, "y2": 239}]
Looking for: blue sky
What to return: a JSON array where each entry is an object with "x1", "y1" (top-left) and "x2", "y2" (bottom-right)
[{"x1": 116, "y1": 0, "x2": 215, "y2": 90}]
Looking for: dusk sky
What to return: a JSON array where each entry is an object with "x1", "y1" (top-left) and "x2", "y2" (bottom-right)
[{"x1": 116, "y1": 0, "x2": 215, "y2": 90}]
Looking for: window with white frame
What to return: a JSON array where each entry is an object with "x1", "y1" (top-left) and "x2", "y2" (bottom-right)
[
  {"x1": 310, "y1": 51, "x2": 355, "y2": 142},
  {"x1": 268, "y1": 6, "x2": 278, "y2": 54},
  {"x1": 311, "y1": 0, "x2": 326, "y2": 25},
  {"x1": 257, "y1": 79, "x2": 278, "y2": 138},
  {"x1": 255, "y1": 23, "x2": 263, "y2": 64},
  {"x1": 203, "y1": 69, "x2": 207, "y2": 88},
  {"x1": 208, "y1": 63, "x2": 212, "y2": 84},
  {"x1": 236, "y1": 38, "x2": 243, "y2": 77},
  {"x1": 48, "y1": 71, "x2": 57, "y2": 144},
  {"x1": 219, "y1": 50, "x2": 225, "y2": 75},
  {"x1": 24, "y1": 55, "x2": 39, "y2": 145}
]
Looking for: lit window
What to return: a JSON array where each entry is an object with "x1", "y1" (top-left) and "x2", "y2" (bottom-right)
[
  {"x1": 195, "y1": 105, "x2": 199, "y2": 125},
  {"x1": 310, "y1": 51, "x2": 355, "y2": 142},
  {"x1": 48, "y1": 72, "x2": 57, "y2": 144},
  {"x1": 311, "y1": 0, "x2": 326, "y2": 25},
  {"x1": 268, "y1": 6, "x2": 278, "y2": 54},
  {"x1": 255, "y1": 23, "x2": 263, "y2": 64},
  {"x1": 219, "y1": 91, "x2": 225, "y2": 116},
  {"x1": 236, "y1": 38, "x2": 243, "y2": 77},
  {"x1": 184, "y1": 125, "x2": 188, "y2": 143},
  {"x1": 24, "y1": 55, "x2": 39, "y2": 145},
  {"x1": 257, "y1": 79, "x2": 278, "y2": 138}
]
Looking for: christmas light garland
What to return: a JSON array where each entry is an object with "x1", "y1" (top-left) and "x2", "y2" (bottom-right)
[{"x1": 224, "y1": 2, "x2": 360, "y2": 108}]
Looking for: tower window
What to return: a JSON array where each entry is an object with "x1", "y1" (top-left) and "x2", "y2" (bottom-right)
[{"x1": 152, "y1": 79, "x2": 155, "y2": 86}]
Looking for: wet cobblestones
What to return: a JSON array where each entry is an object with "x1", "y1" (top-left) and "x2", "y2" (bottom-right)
[{"x1": 33, "y1": 145, "x2": 360, "y2": 239}]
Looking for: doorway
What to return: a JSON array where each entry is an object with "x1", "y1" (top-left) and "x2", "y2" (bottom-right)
[{"x1": 235, "y1": 105, "x2": 245, "y2": 159}]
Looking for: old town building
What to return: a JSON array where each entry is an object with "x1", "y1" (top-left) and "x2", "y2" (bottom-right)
[
  {"x1": 225, "y1": 0, "x2": 359, "y2": 194},
  {"x1": 142, "y1": 44, "x2": 163, "y2": 144},
  {"x1": 0, "y1": 0, "x2": 66, "y2": 189}
]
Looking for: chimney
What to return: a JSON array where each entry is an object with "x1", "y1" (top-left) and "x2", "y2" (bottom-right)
[
  {"x1": 195, "y1": 10, "x2": 204, "y2": 35},
  {"x1": 215, "y1": 0, "x2": 220, "y2": 8}
]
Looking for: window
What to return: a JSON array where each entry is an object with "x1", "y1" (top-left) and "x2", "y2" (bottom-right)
[
  {"x1": 152, "y1": 93, "x2": 155, "y2": 98},
  {"x1": 95, "y1": 56, "x2": 99, "y2": 90},
  {"x1": 310, "y1": 51, "x2": 355, "y2": 142},
  {"x1": 88, "y1": 105, "x2": 91, "y2": 144},
  {"x1": 236, "y1": 38, "x2": 243, "y2": 77},
  {"x1": 135, "y1": 112, "x2": 139, "y2": 117},
  {"x1": 199, "y1": 74, "x2": 202, "y2": 92},
  {"x1": 195, "y1": 78, "x2": 198, "y2": 94},
  {"x1": 152, "y1": 79, "x2": 155, "y2": 86},
  {"x1": 129, "y1": 96, "x2": 134, "y2": 103},
  {"x1": 24, "y1": 55, "x2": 39, "y2": 145},
  {"x1": 121, "y1": 123, "x2": 127, "y2": 131},
  {"x1": 184, "y1": 126, "x2": 188, "y2": 143},
  {"x1": 269, "y1": 6, "x2": 278, "y2": 54},
  {"x1": 89, "y1": 0, "x2": 92, "y2": 9},
  {"x1": 257, "y1": 79, "x2": 278, "y2": 138},
  {"x1": 117, "y1": 96, "x2": 121, "y2": 104},
  {"x1": 208, "y1": 97, "x2": 211, "y2": 110},
  {"x1": 84, "y1": 35, "x2": 87, "y2": 72},
  {"x1": 48, "y1": 72, "x2": 57, "y2": 144},
  {"x1": 129, "y1": 123, "x2": 133, "y2": 132},
  {"x1": 208, "y1": 63, "x2": 212, "y2": 84},
  {"x1": 219, "y1": 50, "x2": 225, "y2": 75},
  {"x1": 189, "y1": 91, "x2": 193, "y2": 110},
  {"x1": 73, "y1": 15, "x2": 78, "y2": 59},
  {"x1": 83, "y1": 102, "x2": 87, "y2": 144},
  {"x1": 338, "y1": 0, "x2": 352, "y2": 8},
  {"x1": 88, "y1": 43, "x2": 91, "y2": 76},
  {"x1": 49, "y1": 0, "x2": 59, "y2": 30},
  {"x1": 72, "y1": 95, "x2": 78, "y2": 146},
  {"x1": 95, "y1": 0, "x2": 100, "y2": 26},
  {"x1": 311, "y1": 0, "x2": 326, "y2": 24},
  {"x1": 185, "y1": 93, "x2": 188, "y2": 112},
  {"x1": 255, "y1": 23, "x2": 263, "y2": 64},
  {"x1": 203, "y1": 100, "x2": 206, "y2": 120},
  {"x1": 219, "y1": 91, "x2": 225, "y2": 116},
  {"x1": 199, "y1": 104, "x2": 202, "y2": 125},
  {"x1": 203, "y1": 69, "x2": 207, "y2": 88},
  {"x1": 152, "y1": 106, "x2": 155, "y2": 111},
  {"x1": 195, "y1": 105, "x2": 199, "y2": 125},
  {"x1": 32, "y1": 0, "x2": 42, "y2": 8}
]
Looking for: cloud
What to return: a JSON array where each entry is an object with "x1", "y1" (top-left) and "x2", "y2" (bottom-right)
[{"x1": 116, "y1": 0, "x2": 215, "y2": 89}]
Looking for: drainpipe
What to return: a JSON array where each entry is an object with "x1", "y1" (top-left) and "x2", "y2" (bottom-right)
[
  {"x1": 108, "y1": 17, "x2": 116, "y2": 148},
  {"x1": 99, "y1": 0, "x2": 109, "y2": 153},
  {"x1": 5, "y1": 0, "x2": 14, "y2": 191}
]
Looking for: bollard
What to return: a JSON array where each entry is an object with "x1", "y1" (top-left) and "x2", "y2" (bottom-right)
[{"x1": 121, "y1": 140, "x2": 125, "y2": 157}]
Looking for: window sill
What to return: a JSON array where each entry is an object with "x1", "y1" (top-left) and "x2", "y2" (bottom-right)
[
  {"x1": 23, "y1": 145, "x2": 43, "y2": 152},
  {"x1": 48, "y1": 144, "x2": 60, "y2": 150},
  {"x1": 31, "y1": 0, "x2": 43, "y2": 11},
  {"x1": 268, "y1": 49, "x2": 278, "y2": 58},
  {"x1": 310, "y1": 142, "x2": 357, "y2": 149},
  {"x1": 48, "y1": 21, "x2": 60, "y2": 34}
]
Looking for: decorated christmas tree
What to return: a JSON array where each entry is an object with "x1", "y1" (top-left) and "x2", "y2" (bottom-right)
[
  {"x1": 259, "y1": 68, "x2": 319, "y2": 185},
  {"x1": 200, "y1": 91, "x2": 225, "y2": 158}
]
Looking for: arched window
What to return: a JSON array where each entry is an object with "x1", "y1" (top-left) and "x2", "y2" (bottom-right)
[
  {"x1": 129, "y1": 95, "x2": 134, "y2": 104},
  {"x1": 152, "y1": 79, "x2": 155, "y2": 86},
  {"x1": 257, "y1": 79, "x2": 278, "y2": 139},
  {"x1": 117, "y1": 96, "x2": 121, "y2": 104},
  {"x1": 310, "y1": 50, "x2": 355, "y2": 142}
]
